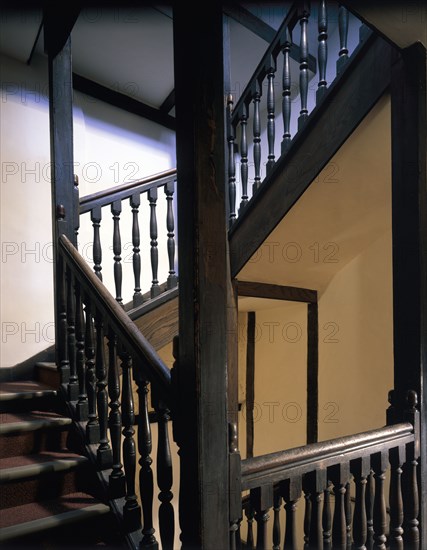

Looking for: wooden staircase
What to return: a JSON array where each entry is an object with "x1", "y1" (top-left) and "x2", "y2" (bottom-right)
[{"x1": 0, "y1": 363, "x2": 124, "y2": 549}]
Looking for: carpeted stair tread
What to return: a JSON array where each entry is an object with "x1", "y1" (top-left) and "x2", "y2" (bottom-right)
[
  {"x1": 0, "y1": 381, "x2": 56, "y2": 401},
  {"x1": 0, "y1": 450, "x2": 88, "y2": 482},
  {"x1": 0, "y1": 491, "x2": 110, "y2": 538},
  {"x1": 0, "y1": 410, "x2": 71, "y2": 434}
]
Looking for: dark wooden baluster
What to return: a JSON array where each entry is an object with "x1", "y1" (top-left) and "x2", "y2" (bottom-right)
[
  {"x1": 229, "y1": 422, "x2": 241, "y2": 550},
  {"x1": 153, "y1": 390, "x2": 175, "y2": 550},
  {"x1": 111, "y1": 200, "x2": 123, "y2": 305},
  {"x1": 121, "y1": 352, "x2": 141, "y2": 532},
  {"x1": 389, "y1": 446, "x2": 404, "y2": 550},
  {"x1": 307, "y1": 470, "x2": 326, "y2": 550},
  {"x1": 135, "y1": 372, "x2": 157, "y2": 548},
  {"x1": 350, "y1": 456, "x2": 370, "y2": 550},
  {"x1": 130, "y1": 192, "x2": 143, "y2": 307},
  {"x1": 252, "y1": 82, "x2": 262, "y2": 193},
  {"x1": 303, "y1": 476, "x2": 312, "y2": 548},
  {"x1": 365, "y1": 470, "x2": 375, "y2": 550},
  {"x1": 73, "y1": 174, "x2": 79, "y2": 243},
  {"x1": 239, "y1": 102, "x2": 249, "y2": 210},
  {"x1": 251, "y1": 485, "x2": 273, "y2": 550},
  {"x1": 272, "y1": 489, "x2": 281, "y2": 550},
  {"x1": 371, "y1": 451, "x2": 388, "y2": 550},
  {"x1": 281, "y1": 476, "x2": 302, "y2": 550},
  {"x1": 281, "y1": 27, "x2": 292, "y2": 153},
  {"x1": 330, "y1": 463, "x2": 349, "y2": 550},
  {"x1": 148, "y1": 187, "x2": 160, "y2": 298},
  {"x1": 84, "y1": 301, "x2": 99, "y2": 443},
  {"x1": 266, "y1": 56, "x2": 276, "y2": 175},
  {"x1": 298, "y1": 4, "x2": 310, "y2": 130},
  {"x1": 227, "y1": 94, "x2": 237, "y2": 226},
  {"x1": 107, "y1": 331, "x2": 125, "y2": 498},
  {"x1": 57, "y1": 255, "x2": 69, "y2": 385},
  {"x1": 94, "y1": 313, "x2": 112, "y2": 469},
  {"x1": 245, "y1": 504, "x2": 255, "y2": 550},
  {"x1": 75, "y1": 281, "x2": 88, "y2": 421},
  {"x1": 402, "y1": 390, "x2": 420, "y2": 549},
  {"x1": 322, "y1": 482, "x2": 332, "y2": 549},
  {"x1": 91, "y1": 205, "x2": 102, "y2": 281},
  {"x1": 165, "y1": 181, "x2": 178, "y2": 289},
  {"x1": 345, "y1": 480, "x2": 352, "y2": 545},
  {"x1": 66, "y1": 266, "x2": 78, "y2": 400},
  {"x1": 316, "y1": 0, "x2": 328, "y2": 103},
  {"x1": 337, "y1": 6, "x2": 349, "y2": 73}
]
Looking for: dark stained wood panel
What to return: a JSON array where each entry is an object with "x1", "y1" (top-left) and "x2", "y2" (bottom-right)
[{"x1": 133, "y1": 297, "x2": 178, "y2": 352}]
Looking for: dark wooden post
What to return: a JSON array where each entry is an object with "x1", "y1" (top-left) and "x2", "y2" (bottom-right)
[
  {"x1": 44, "y1": 6, "x2": 80, "y2": 369},
  {"x1": 173, "y1": 3, "x2": 230, "y2": 547},
  {"x1": 391, "y1": 43, "x2": 427, "y2": 546}
]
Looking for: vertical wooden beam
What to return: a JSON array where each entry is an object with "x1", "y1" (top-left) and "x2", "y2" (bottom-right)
[
  {"x1": 391, "y1": 42, "x2": 426, "y2": 544},
  {"x1": 44, "y1": 8, "x2": 79, "y2": 366},
  {"x1": 173, "y1": 3, "x2": 230, "y2": 548},
  {"x1": 246, "y1": 312, "x2": 256, "y2": 459},
  {"x1": 307, "y1": 302, "x2": 319, "y2": 444}
]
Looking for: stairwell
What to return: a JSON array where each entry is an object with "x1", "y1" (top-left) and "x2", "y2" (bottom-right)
[{"x1": 0, "y1": 363, "x2": 123, "y2": 548}]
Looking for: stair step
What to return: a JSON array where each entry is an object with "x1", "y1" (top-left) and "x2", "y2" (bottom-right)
[
  {"x1": 36, "y1": 361, "x2": 60, "y2": 387},
  {"x1": 0, "y1": 492, "x2": 110, "y2": 543},
  {"x1": 0, "y1": 411, "x2": 72, "y2": 434},
  {"x1": 0, "y1": 451, "x2": 88, "y2": 482},
  {"x1": 0, "y1": 381, "x2": 56, "y2": 401}
]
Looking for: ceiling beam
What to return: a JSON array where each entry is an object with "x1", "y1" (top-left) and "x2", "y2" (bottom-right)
[
  {"x1": 159, "y1": 88, "x2": 175, "y2": 114},
  {"x1": 237, "y1": 280, "x2": 318, "y2": 303},
  {"x1": 224, "y1": 3, "x2": 277, "y2": 43},
  {"x1": 72, "y1": 73, "x2": 176, "y2": 131},
  {"x1": 43, "y1": 4, "x2": 81, "y2": 58}
]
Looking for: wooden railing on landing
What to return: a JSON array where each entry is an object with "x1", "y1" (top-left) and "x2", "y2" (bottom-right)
[
  {"x1": 79, "y1": 169, "x2": 178, "y2": 309},
  {"x1": 229, "y1": 390, "x2": 420, "y2": 550},
  {"x1": 57, "y1": 234, "x2": 175, "y2": 549}
]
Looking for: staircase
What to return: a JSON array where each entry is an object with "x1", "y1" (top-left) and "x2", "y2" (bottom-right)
[{"x1": 0, "y1": 363, "x2": 123, "y2": 548}]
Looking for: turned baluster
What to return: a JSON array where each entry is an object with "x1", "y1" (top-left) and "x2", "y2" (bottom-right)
[
  {"x1": 148, "y1": 187, "x2": 160, "y2": 298},
  {"x1": 84, "y1": 301, "x2": 99, "y2": 443},
  {"x1": 366, "y1": 470, "x2": 375, "y2": 550},
  {"x1": 239, "y1": 102, "x2": 249, "y2": 210},
  {"x1": 73, "y1": 174, "x2": 80, "y2": 244},
  {"x1": 252, "y1": 81, "x2": 262, "y2": 193},
  {"x1": 266, "y1": 56, "x2": 276, "y2": 175},
  {"x1": 337, "y1": 6, "x2": 349, "y2": 73},
  {"x1": 307, "y1": 470, "x2": 327, "y2": 549},
  {"x1": 135, "y1": 372, "x2": 158, "y2": 548},
  {"x1": 330, "y1": 463, "x2": 350, "y2": 550},
  {"x1": 350, "y1": 456, "x2": 370, "y2": 550},
  {"x1": 245, "y1": 504, "x2": 255, "y2": 550},
  {"x1": 94, "y1": 313, "x2": 112, "y2": 469},
  {"x1": 57, "y1": 255, "x2": 69, "y2": 384},
  {"x1": 272, "y1": 489, "x2": 281, "y2": 550},
  {"x1": 121, "y1": 352, "x2": 141, "y2": 532},
  {"x1": 75, "y1": 281, "x2": 88, "y2": 420},
  {"x1": 130, "y1": 192, "x2": 143, "y2": 307},
  {"x1": 229, "y1": 423, "x2": 241, "y2": 550},
  {"x1": 317, "y1": 0, "x2": 328, "y2": 103},
  {"x1": 389, "y1": 446, "x2": 404, "y2": 550},
  {"x1": 152, "y1": 389, "x2": 175, "y2": 550},
  {"x1": 323, "y1": 482, "x2": 332, "y2": 550},
  {"x1": 345, "y1": 480, "x2": 352, "y2": 544},
  {"x1": 111, "y1": 200, "x2": 123, "y2": 305},
  {"x1": 281, "y1": 27, "x2": 292, "y2": 153},
  {"x1": 251, "y1": 485, "x2": 273, "y2": 550},
  {"x1": 281, "y1": 476, "x2": 302, "y2": 550},
  {"x1": 371, "y1": 451, "x2": 388, "y2": 550},
  {"x1": 164, "y1": 181, "x2": 177, "y2": 288},
  {"x1": 227, "y1": 94, "x2": 237, "y2": 226},
  {"x1": 107, "y1": 331, "x2": 125, "y2": 498},
  {"x1": 66, "y1": 266, "x2": 78, "y2": 400},
  {"x1": 402, "y1": 390, "x2": 420, "y2": 549},
  {"x1": 91, "y1": 206, "x2": 103, "y2": 281},
  {"x1": 302, "y1": 476, "x2": 312, "y2": 548},
  {"x1": 298, "y1": 4, "x2": 310, "y2": 130}
]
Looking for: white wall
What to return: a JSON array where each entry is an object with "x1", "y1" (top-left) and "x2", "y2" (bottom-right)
[{"x1": 0, "y1": 52, "x2": 176, "y2": 372}]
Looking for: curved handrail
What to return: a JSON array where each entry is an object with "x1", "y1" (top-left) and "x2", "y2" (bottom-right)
[
  {"x1": 59, "y1": 234, "x2": 172, "y2": 402},
  {"x1": 241, "y1": 422, "x2": 414, "y2": 489},
  {"x1": 79, "y1": 168, "x2": 177, "y2": 214}
]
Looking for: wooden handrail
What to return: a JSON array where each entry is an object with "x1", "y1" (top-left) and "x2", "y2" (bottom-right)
[
  {"x1": 79, "y1": 168, "x2": 177, "y2": 214},
  {"x1": 241, "y1": 422, "x2": 414, "y2": 489},
  {"x1": 58, "y1": 234, "x2": 172, "y2": 402}
]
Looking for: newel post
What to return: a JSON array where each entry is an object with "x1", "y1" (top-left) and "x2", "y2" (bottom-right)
[{"x1": 173, "y1": 2, "x2": 230, "y2": 547}]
